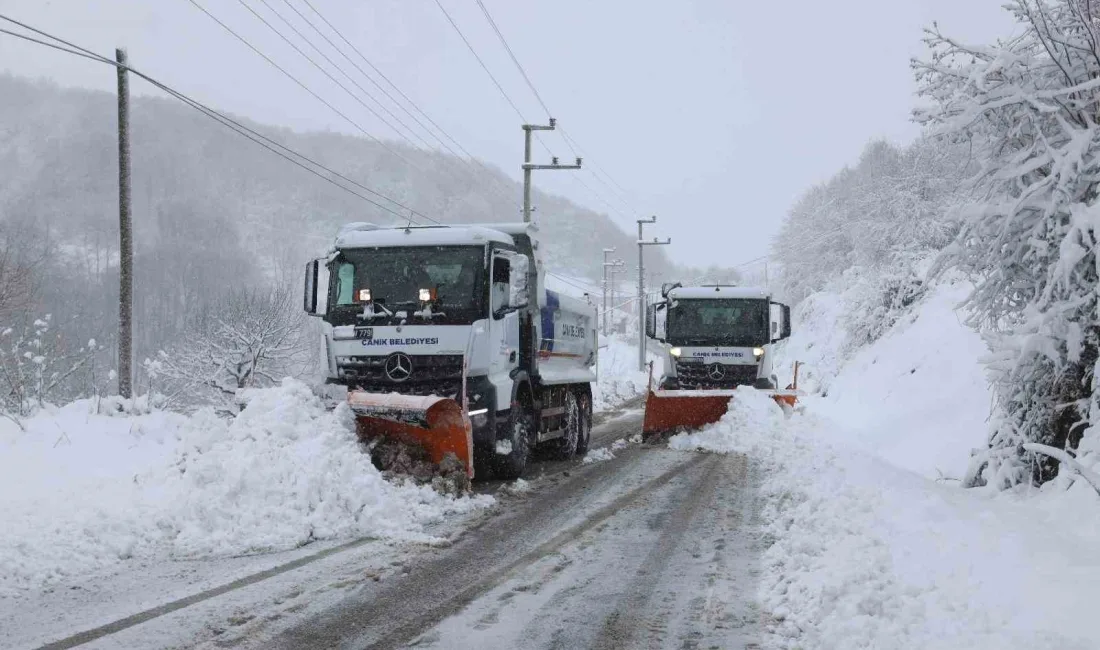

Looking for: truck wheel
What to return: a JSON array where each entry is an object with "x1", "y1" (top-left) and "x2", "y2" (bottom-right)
[
  {"x1": 493, "y1": 403, "x2": 533, "y2": 480},
  {"x1": 548, "y1": 392, "x2": 580, "y2": 460},
  {"x1": 575, "y1": 392, "x2": 592, "y2": 455}
]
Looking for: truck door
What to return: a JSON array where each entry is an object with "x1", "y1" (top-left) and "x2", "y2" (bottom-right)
[{"x1": 490, "y1": 253, "x2": 521, "y2": 379}]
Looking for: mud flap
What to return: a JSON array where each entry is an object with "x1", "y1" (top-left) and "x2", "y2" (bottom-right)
[{"x1": 348, "y1": 391, "x2": 475, "y2": 479}]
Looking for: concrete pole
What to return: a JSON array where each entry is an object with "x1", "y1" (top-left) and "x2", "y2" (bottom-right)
[
  {"x1": 522, "y1": 125, "x2": 532, "y2": 223},
  {"x1": 601, "y1": 247, "x2": 616, "y2": 335},
  {"x1": 521, "y1": 118, "x2": 578, "y2": 223},
  {"x1": 116, "y1": 48, "x2": 133, "y2": 399},
  {"x1": 637, "y1": 216, "x2": 670, "y2": 371}
]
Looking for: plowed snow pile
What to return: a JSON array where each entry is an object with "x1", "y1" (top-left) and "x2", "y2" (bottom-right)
[
  {"x1": 0, "y1": 379, "x2": 491, "y2": 596},
  {"x1": 593, "y1": 334, "x2": 661, "y2": 412},
  {"x1": 671, "y1": 389, "x2": 1100, "y2": 649}
]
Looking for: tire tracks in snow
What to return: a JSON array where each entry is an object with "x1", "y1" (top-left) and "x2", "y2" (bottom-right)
[
  {"x1": 588, "y1": 454, "x2": 723, "y2": 650},
  {"x1": 264, "y1": 450, "x2": 709, "y2": 649}
]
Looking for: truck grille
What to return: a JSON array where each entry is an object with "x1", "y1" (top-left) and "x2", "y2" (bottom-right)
[
  {"x1": 339, "y1": 354, "x2": 464, "y2": 399},
  {"x1": 674, "y1": 360, "x2": 758, "y2": 389}
]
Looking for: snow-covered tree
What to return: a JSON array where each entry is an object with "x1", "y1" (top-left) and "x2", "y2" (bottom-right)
[
  {"x1": 915, "y1": 0, "x2": 1100, "y2": 486},
  {"x1": 0, "y1": 315, "x2": 102, "y2": 417},
  {"x1": 773, "y1": 137, "x2": 967, "y2": 304},
  {"x1": 146, "y1": 285, "x2": 309, "y2": 412}
]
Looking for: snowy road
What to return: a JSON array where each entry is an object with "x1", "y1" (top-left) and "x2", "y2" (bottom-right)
[
  {"x1": 254, "y1": 424, "x2": 760, "y2": 650},
  {"x1": 11, "y1": 402, "x2": 763, "y2": 650}
]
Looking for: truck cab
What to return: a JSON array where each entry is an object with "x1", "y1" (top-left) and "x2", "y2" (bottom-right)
[
  {"x1": 303, "y1": 221, "x2": 597, "y2": 479},
  {"x1": 645, "y1": 283, "x2": 791, "y2": 390}
]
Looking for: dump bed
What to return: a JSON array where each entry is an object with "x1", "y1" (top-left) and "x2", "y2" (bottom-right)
[{"x1": 538, "y1": 289, "x2": 597, "y2": 385}]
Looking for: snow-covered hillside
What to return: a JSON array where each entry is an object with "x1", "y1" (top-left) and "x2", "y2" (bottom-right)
[
  {"x1": 669, "y1": 278, "x2": 1100, "y2": 648},
  {"x1": 775, "y1": 274, "x2": 990, "y2": 479}
]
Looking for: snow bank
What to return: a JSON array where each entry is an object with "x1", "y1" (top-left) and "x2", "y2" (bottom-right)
[
  {"x1": 0, "y1": 379, "x2": 491, "y2": 595},
  {"x1": 673, "y1": 391, "x2": 1100, "y2": 649},
  {"x1": 594, "y1": 334, "x2": 660, "y2": 413},
  {"x1": 774, "y1": 275, "x2": 990, "y2": 479}
]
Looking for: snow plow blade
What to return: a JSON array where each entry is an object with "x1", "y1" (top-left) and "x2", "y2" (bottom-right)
[
  {"x1": 347, "y1": 391, "x2": 474, "y2": 479},
  {"x1": 641, "y1": 388, "x2": 798, "y2": 435}
]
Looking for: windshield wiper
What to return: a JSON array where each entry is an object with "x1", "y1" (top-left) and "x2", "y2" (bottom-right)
[
  {"x1": 382, "y1": 300, "x2": 449, "y2": 321},
  {"x1": 357, "y1": 301, "x2": 394, "y2": 321}
]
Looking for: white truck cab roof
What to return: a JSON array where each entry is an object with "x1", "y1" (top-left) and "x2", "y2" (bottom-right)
[
  {"x1": 332, "y1": 223, "x2": 516, "y2": 250},
  {"x1": 667, "y1": 285, "x2": 770, "y2": 300}
]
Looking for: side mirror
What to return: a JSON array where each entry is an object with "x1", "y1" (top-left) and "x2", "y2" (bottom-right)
[
  {"x1": 645, "y1": 303, "x2": 657, "y2": 339},
  {"x1": 780, "y1": 303, "x2": 792, "y2": 339},
  {"x1": 304, "y1": 259, "x2": 320, "y2": 316},
  {"x1": 509, "y1": 253, "x2": 530, "y2": 310}
]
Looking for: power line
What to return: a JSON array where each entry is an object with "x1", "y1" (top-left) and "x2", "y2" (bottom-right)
[
  {"x1": 297, "y1": 0, "x2": 521, "y2": 206},
  {"x1": 0, "y1": 26, "x2": 106, "y2": 63},
  {"x1": 465, "y1": 1, "x2": 643, "y2": 222},
  {"x1": 278, "y1": 0, "x2": 519, "y2": 207},
  {"x1": 431, "y1": 0, "x2": 530, "y2": 124},
  {"x1": 473, "y1": 0, "x2": 551, "y2": 118},
  {"x1": 245, "y1": 0, "x2": 428, "y2": 147},
  {"x1": 0, "y1": 15, "x2": 438, "y2": 224},
  {"x1": 560, "y1": 128, "x2": 641, "y2": 214},
  {"x1": 255, "y1": 0, "x2": 518, "y2": 210},
  {"x1": 547, "y1": 271, "x2": 600, "y2": 294},
  {"x1": 185, "y1": 0, "x2": 417, "y2": 168}
]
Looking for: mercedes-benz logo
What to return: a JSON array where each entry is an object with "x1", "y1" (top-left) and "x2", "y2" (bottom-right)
[
  {"x1": 708, "y1": 363, "x2": 726, "y2": 380},
  {"x1": 384, "y1": 352, "x2": 413, "y2": 382}
]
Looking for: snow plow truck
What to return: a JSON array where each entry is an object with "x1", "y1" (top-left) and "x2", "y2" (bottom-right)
[
  {"x1": 303, "y1": 221, "x2": 597, "y2": 480},
  {"x1": 642, "y1": 283, "x2": 799, "y2": 434}
]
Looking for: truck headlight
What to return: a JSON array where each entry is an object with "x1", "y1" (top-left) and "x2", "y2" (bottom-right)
[
  {"x1": 419, "y1": 288, "x2": 432, "y2": 302},
  {"x1": 753, "y1": 347, "x2": 765, "y2": 357},
  {"x1": 468, "y1": 407, "x2": 489, "y2": 428},
  {"x1": 669, "y1": 347, "x2": 682, "y2": 357}
]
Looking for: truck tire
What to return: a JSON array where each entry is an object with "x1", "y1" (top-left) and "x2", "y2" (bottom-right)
[
  {"x1": 575, "y1": 391, "x2": 592, "y2": 455},
  {"x1": 547, "y1": 392, "x2": 580, "y2": 460},
  {"x1": 493, "y1": 403, "x2": 533, "y2": 480}
]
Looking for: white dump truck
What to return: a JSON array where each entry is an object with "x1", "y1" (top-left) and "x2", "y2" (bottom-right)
[
  {"x1": 303, "y1": 221, "x2": 597, "y2": 480},
  {"x1": 642, "y1": 283, "x2": 796, "y2": 434}
]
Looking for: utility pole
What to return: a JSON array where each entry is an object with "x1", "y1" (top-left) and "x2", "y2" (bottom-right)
[
  {"x1": 598, "y1": 249, "x2": 616, "y2": 336},
  {"x1": 609, "y1": 259, "x2": 625, "y2": 332},
  {"x1": 521, "y1": 118, "x2": 581, "y2": 223},
  {"x1": 637, "y1": 216, "x2": 670, "y2": 371},
  {"x1": 601, "y1": 248, "x2": 616, "y2": 335},
  {"x1": 116, "y1": 48, "x2": 133, "y2": 399}
]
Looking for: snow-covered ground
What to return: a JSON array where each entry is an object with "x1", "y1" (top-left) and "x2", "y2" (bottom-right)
[
  {"x1": 670, "y1": 278, "x2": 1100, "y2": 648},
  {"x1": 593, "y1": 333, "x2": 662, "y2": 412},
  {"x1": 775, "y1": 275, "x2": 990, "y2": 479},
  {"x1": 0, "y1": 380, "x2": 491, "y2": 597}
]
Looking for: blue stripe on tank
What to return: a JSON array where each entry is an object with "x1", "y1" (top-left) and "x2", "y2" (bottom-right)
[{"x1": 540, "y1": 289, "x2": 559, "y2": 352}]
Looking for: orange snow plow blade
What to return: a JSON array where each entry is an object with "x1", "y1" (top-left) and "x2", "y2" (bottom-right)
[
  {"x1": 641, "y1": 361, "x2": 801, "y2": 435},
  {"x1": 641, "y1": 388, "x2": 798, "y2": 435},
  {"x1": 347, "y1": 391, "x2": 474, "y2": 478}
]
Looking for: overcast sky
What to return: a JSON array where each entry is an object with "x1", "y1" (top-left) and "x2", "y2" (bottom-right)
[{"x1": 0, "y1": 0, "x2": 1015, "y2": 268}]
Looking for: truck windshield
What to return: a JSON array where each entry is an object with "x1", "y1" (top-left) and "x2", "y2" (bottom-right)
[
  {"x1": 326, "y1": 245, "x2": 486, "y2": 326},
  {"x1": 666, "y1": 298, "x2": 769, "y2": 347}
]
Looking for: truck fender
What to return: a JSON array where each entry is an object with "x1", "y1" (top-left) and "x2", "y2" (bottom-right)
[{"x1": 507, "y1": 369, "x2": 533, "y2": 413}]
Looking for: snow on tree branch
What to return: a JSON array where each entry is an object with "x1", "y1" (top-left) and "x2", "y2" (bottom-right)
[
  {"x1": 914, "y1": 0, "x2": 1100, "y2": 488},
  {"x1": 145, "y1": 284, "x2": 310, "y2": 413}
]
